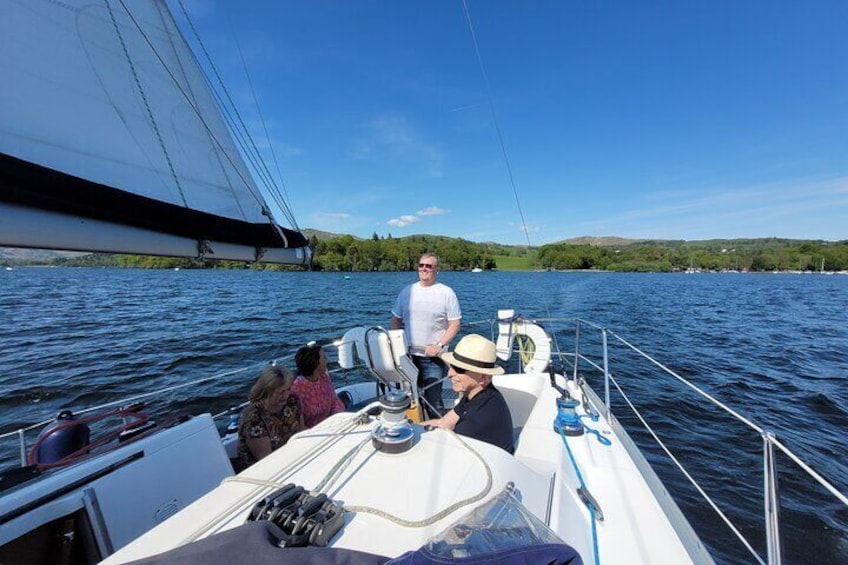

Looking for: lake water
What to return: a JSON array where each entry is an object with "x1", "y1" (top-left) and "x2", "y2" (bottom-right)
[{"x1": 1, "y1": 267, "x2": 846, "y2": 563}]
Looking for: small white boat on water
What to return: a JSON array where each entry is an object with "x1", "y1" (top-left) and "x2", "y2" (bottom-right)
[{"x1": 1, "y1": 2, "x2": 845, "y2": 564}]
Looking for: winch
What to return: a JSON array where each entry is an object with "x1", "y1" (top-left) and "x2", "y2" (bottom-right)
[
  {"x1": 554, "y1": 397, "x2": 585, "y2": 436},
  {"x1": 370, "y1": 390, "x2": 415, "y2": 454}
]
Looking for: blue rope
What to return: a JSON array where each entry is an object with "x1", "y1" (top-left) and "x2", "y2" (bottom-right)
[
  {"x1": 584, "y1": 426, "x2": 612, "y2": 446},
  {"x1": 559, "y1": 428, "x2": 601, "y2": 565}
]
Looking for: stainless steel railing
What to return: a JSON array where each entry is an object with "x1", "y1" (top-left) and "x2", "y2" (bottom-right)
[{"x1": 520, "y1": 316, "x2": 848, "y2": 565}]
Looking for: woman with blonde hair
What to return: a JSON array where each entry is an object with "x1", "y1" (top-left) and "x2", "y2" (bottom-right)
[{"x1": 237, "y1": 365, "x2": 303, "y2": 469}]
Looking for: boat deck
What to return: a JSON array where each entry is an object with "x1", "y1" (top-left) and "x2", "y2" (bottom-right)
[{"x1": 105, "y1": 372, "x2": 710, "y2": 564}]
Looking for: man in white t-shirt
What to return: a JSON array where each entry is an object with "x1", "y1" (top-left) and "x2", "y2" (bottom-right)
[{"x1": 390, "y1": 253, "x2": 461, "y2": 418}]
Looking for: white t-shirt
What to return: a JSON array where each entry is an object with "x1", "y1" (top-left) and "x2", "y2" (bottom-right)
[{"x1": 392, "y1": 282, "x2": 461, "y2": 354}]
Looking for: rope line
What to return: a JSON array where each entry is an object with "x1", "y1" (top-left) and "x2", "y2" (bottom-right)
[
  {"x1": 187, "y1": 414, "x2": 364, "y2": 542},
  {"x1": 558, "y1": 428, "x2": 601, "y2": 565},
  {"x1": 344, "y1": 429, "x2": 494, "y2": 527}
]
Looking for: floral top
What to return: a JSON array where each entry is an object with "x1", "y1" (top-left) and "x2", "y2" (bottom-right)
[
  {"x1": 237, "y1": 394, "x2": 302, "y2": 469},
  {"x1": 291, "y1": 372, "x2": 345, "y2": 428}
]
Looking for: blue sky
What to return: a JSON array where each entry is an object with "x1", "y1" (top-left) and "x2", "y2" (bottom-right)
[{"x1": 180, "y1": 1, "x2": 848, "y2": 245}]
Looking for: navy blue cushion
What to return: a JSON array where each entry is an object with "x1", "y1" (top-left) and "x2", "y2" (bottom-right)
[{"x1": 386, "y1": 543, "x2": 583, "y2": 565}]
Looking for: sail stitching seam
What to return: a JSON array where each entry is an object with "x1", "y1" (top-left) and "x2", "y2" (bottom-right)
[{"x1": 106, "y1": 0, "x2": 188, "y2": 208}]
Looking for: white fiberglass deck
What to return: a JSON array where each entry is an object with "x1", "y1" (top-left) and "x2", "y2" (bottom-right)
[{"x1": 105, "y1": 372, "x2": 709, "y2": 564}]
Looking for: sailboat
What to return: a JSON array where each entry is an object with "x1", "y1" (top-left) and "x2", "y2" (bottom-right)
[{"x1": 1, "y1": 2, "x2": 845, "y2": 565}]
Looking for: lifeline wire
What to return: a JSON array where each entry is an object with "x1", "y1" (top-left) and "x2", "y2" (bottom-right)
[{"x1": 607, "y1": 373, "x2": 765, "y2": 564}]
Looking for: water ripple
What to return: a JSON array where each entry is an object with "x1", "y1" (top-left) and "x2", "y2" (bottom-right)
[{"x1": 1, "y1": 268, "x2": 846, "y2": 563}]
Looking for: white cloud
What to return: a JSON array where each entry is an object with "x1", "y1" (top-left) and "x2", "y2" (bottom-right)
[
  {"x1": 385, "y1": 206, "x2": 450, "y2": 228},
  {"x1": 387, "y1": 215, "x2": 421, "y2": 228},
  {"x1": 313, "y1": 212, "x2": 352, "y2": 223},
  {"x1": 417, "y1": 206, "x2": 449, "y2": 216}
]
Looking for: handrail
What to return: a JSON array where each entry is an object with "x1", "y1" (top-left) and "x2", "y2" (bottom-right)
[
  {"x1": 469, "y1": 314, "x2": 846, "y2": 563},
  {"x1": 4, "y1": 315, "x2": 844, "y2": 565},
  {"x1": 525, "y1": 315, "x2": 846, "y2": 565},
  {"x1": 1, "y1": 337, "x2": 389, "y2": 467}
]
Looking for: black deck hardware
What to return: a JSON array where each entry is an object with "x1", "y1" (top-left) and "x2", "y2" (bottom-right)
[{"x1": 246, "y1": 484, "x2": 345, "y2": 547}]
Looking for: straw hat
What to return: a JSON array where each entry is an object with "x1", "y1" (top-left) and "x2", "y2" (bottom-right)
[{"x1": 441, "y1": 334, "x2": 505, "y2": 375}]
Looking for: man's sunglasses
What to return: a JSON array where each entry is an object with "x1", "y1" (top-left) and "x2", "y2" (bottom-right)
[
  {"x1": 449, "y1": 364, "x2": 467, "y2": 374},
  {"x1": 418, "y1": 263, "x2": 436, "y2": 269}
]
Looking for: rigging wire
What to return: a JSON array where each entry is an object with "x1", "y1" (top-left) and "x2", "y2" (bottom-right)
[
  {"x1": 461, "y1": 0, "x2": 531, "y2": 249},
  {"x1": 173, "y1": 0, "x2": 300, "y2": 231},
  {"x1": 227, "y1": 11, "x2": 299, "y2": 232},
  {"x1": 460, "y1": 1, "x2": 562, "y2": 339},
  {"x1": 114, "y1": 0, "x2": 302, "y2": 240}
]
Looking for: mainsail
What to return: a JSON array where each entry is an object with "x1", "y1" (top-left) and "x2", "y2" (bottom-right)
[{"x1": 0, "y1": 0, "x2": 310, "y2": 264}]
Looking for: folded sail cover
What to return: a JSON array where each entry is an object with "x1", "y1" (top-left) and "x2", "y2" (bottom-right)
[{"x1": 0, "y1": 0, "x2": 307, "y2": 260}]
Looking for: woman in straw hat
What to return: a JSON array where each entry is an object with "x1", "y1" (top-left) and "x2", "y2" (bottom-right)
[{"x1": 421, "y1": 334, "x2": 514, "y2": 453}]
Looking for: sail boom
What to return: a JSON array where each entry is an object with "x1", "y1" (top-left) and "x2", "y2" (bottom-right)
[
  {"x1": 1, "y1": 152, "x2": 307, "y2": 249},
  {"x1": 0, "y1": 203, "x2": 310, "y2": 265}
]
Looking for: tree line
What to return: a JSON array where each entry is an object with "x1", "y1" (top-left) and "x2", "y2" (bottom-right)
[
  {"x1": 536, "y1": 238, "x2": 848, "y2": 272},
  {"x1": 38, "y1": 235, "x2": 848, "y2": 272}
]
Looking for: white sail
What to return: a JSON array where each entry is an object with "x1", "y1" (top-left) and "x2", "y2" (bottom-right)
[{"x1": 0, "y1": 0, "x2": 309, "y2": 264}]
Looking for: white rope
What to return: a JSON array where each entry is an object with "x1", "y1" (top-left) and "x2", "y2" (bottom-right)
[
  {"x1": 607, "y1": 374, "x2": 766, "y2": 564},
  {"x1": 181, "y1": 404, "x2": 379, "y2": 542},
  {"x1": 344, "y1": 429, "x2": 493, "y2": 528},
  {"x1": 312, "y1": 437, "x2": 373, "y2": 494}
]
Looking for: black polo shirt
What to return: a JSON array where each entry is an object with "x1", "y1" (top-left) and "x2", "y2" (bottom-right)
[{"x1": 454, "y1": 385, "x2": 514, "y2": 453}]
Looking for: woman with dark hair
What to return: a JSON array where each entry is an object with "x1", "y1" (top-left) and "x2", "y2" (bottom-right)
[
  {"x1": 237, "y1": 366, "x2": 303, "y2": 469},
  {"x1": 291, "y1": 344, "x2": 345, "y2": 428}
]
